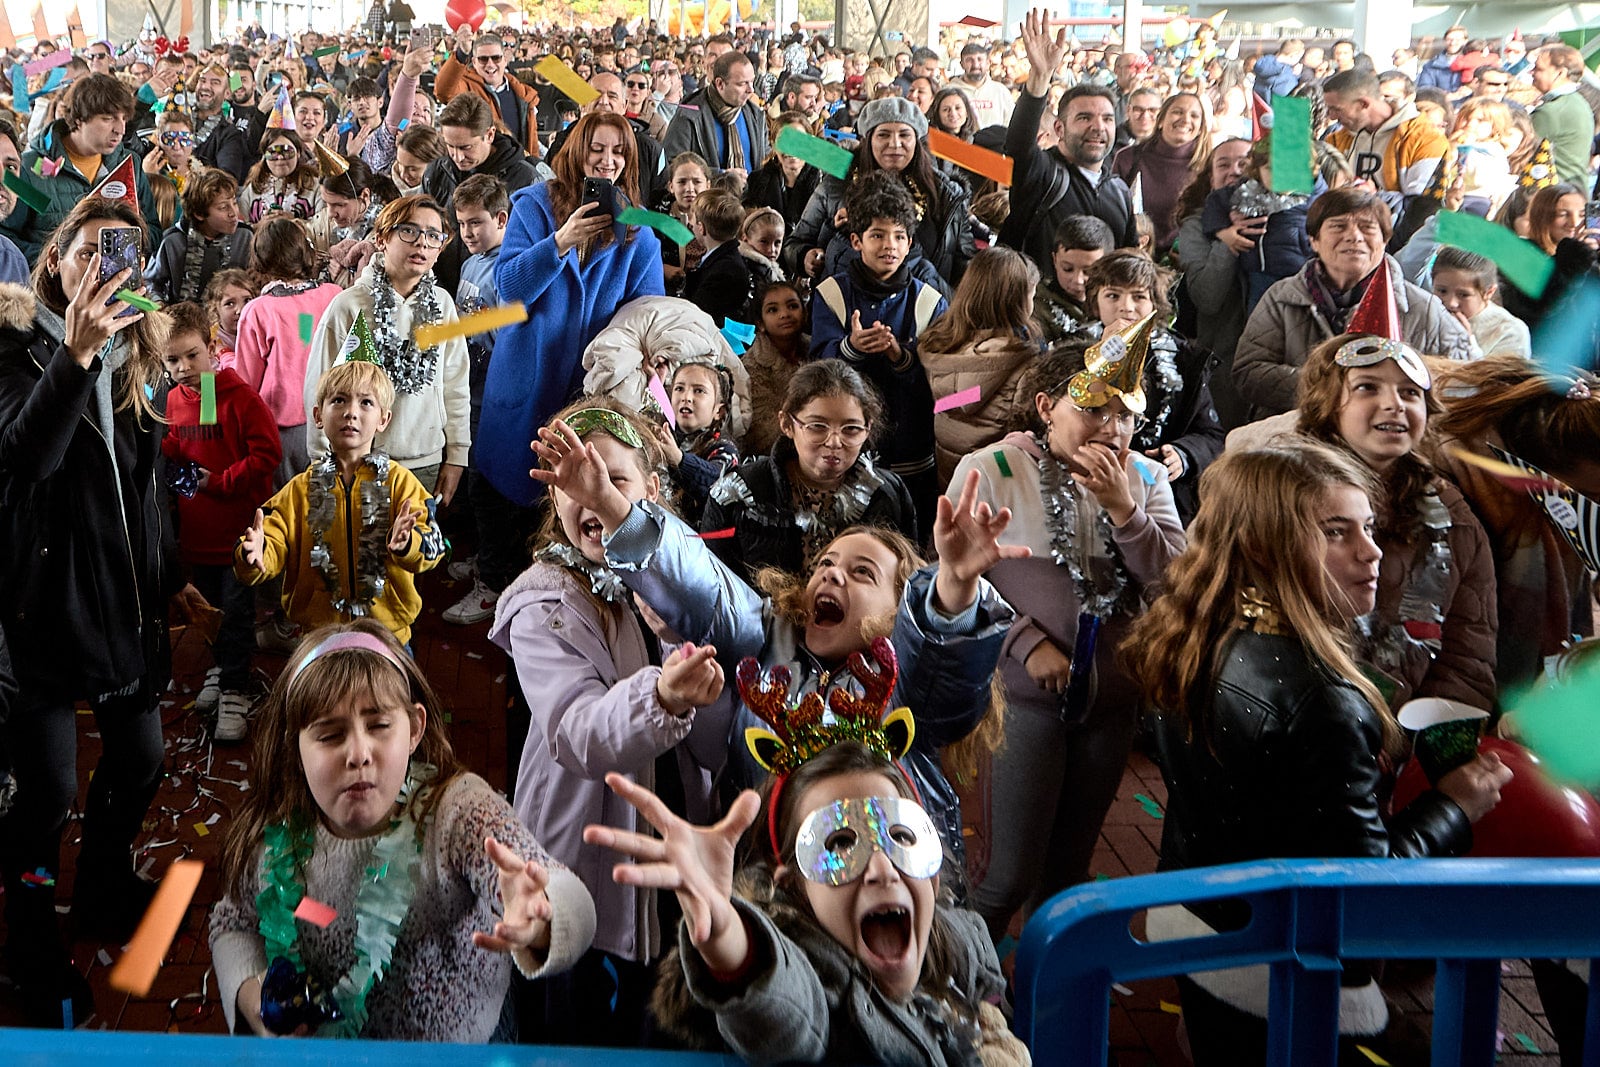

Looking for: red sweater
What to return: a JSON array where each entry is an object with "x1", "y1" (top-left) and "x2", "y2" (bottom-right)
[{"x1": 161, "y1": 368, "x2": 282, "y2": 565}]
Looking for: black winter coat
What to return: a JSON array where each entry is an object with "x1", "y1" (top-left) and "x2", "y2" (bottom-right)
[
  {"x1": 698, "y1": 436, "x2": 917, "y2": 582},
  {"x1": 0, "y1": 292, "x2": 179, "y2": 703},
  {"x1": 1153, "y1": 628, "x2": 1472, "y2": 941},
  {"x1": 744, "y1": 156, "x2": 822, "y2": 235}
]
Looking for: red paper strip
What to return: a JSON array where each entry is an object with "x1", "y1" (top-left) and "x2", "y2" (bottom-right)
[
  {"x1": 933, "y1": 384, "x2": 983, "y2": 413},
  {"x1": 928, "y1": 129, "x2": 1014, "y2": 187},
  {"x1": 957, "y1": 15, "x2": 998, "y2": 27},
  {"x1": 293, "y1": 896, "x2": 338, "y2": 927},
  {"x1": 696, "y1": 528, "x2": 737, "y2": 539}
]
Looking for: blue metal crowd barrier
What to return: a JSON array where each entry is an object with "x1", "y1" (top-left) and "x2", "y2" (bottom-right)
[{"x1": 1014, "y1": 857, "x2": 1600, "y2": 1067}]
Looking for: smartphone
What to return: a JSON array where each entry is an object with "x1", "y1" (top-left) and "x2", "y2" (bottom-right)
[
  {"x1": 100, "y1": 226, "x2": 142, "y2": 317},
  {"x1": 580, "y1": 177, "x2": 615, "y2": 217}
]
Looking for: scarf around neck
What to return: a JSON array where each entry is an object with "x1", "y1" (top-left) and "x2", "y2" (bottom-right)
[
  {"x1": 1302, "y1": 258, "x2": 1378, "y2": 335},
  {"x1": 710, "y1": 93, "x2": 746, "y2": 171},
  {"x1": 846, "y1": 255, "x2": 912, "y2": 298}
]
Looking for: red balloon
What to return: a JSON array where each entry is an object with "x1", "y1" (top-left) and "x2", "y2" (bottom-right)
[
  {"x1": 445, "y1": 0, "x2": 486, "y2": 31},
  {"x1": 1393, "y1": 737, "x2": 1600, "y2": 858}
]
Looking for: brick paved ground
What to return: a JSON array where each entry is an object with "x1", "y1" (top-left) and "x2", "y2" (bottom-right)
[{"x1": 0, "y1": 566, "x2": 1563, "y2": 1062}]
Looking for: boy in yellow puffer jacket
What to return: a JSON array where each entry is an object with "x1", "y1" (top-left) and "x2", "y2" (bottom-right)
[{"x1": 235, "y1": 361, "x2": 445, "y2": 644}]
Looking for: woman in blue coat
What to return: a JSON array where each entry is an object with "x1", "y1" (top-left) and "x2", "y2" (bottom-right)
[{"x1": 484, "y1": 111, "x2": 665, "y2": 510}]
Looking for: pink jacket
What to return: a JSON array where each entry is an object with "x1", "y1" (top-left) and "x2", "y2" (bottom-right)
[{"x1": 233, "y1": 282, "x2": 344, "y2": 427}]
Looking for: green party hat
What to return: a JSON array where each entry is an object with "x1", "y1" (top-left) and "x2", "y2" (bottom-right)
[{"x1": 340, "y1": 311, "x2": 380, "y2": 365}]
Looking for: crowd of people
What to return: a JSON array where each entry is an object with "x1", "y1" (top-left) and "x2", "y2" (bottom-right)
[{"x1": 0, "y1": 9, "x2": 1597, "y2": 1063}]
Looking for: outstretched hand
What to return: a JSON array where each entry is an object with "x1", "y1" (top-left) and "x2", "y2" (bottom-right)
[
  {"x1": 387, "y1": 499, "x2": 421, "y2": 552},
  {"x1": 656, "y1": 642, "x2": 724, "y2": 716},
  {"x1": 584, "y1": 773, "x2": 761, "y2": 973},
  {"x1": 1020, "y1": 7, "x2": 1070, "y2": 94},
  {"x1": 529, "y1": 418, "x2": 630, "y2": 530},
  {"x1": 933, "y1": 468, "x2": 1030, "y2": 614},
  {"x1": 472, "y1": 837, "x2": 553, "y2": 955},
  {"x1": 241, "y1": 508, "x2": 268, "y2": 572}
]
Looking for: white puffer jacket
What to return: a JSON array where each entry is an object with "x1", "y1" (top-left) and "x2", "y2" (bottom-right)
[{"x1": 582, "y1": 296, "x2": 753, "y2": 441}]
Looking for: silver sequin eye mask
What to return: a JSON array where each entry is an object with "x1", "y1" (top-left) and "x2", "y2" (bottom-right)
[{"x1": 793, "y1": 796, "x2": 943, "y2": 886}]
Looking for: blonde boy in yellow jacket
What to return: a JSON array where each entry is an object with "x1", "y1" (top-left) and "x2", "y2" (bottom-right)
[{"x1": 236, "y1": 361, "x2": 445, "y2": 644}]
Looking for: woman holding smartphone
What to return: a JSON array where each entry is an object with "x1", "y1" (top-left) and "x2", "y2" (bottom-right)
[
  {"x1": 0, "y1": 198, "x2": 188, "y2": 1027},
  {"x1": 478, "y1": 111, "x2": 665, "y2": 512}
]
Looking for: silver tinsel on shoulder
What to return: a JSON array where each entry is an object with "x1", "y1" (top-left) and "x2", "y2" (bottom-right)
[
  {"x1": 535, "y1": 543, "x2": 629, "y2": 603},
  {"x1": 368, "y1": 259, "x2": 443, "y2": 395},
  {"x1": 307, "y1": 451, "x2": 393, "y2": 616},
  {"x1": 1362, "y1": 486, "x2": 1453, "y2": 672},
  {"x1": 1033, "y1": 433, "x2": 1132, "y2": 619},
  {"x1": 1231, "y1": 178, "x2": 1309, "y2": 220}
]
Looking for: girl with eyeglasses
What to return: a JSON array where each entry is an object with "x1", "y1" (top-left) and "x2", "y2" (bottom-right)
[
  {"x1": 304, "y1": 194, "x2": 471, "y2": 507},
  {"x1": 1080, "y1": 251, "x2": 1225, "y2": 524},
  {"x1": 699, "y1": 359, "x2": 917, "y2": 581},
  {"x1": 951, "y1": 336, "x2": 1185, "y2": 944},
  {"x1": 239, "y1": 130, "x2": 323, "y2": 223}
]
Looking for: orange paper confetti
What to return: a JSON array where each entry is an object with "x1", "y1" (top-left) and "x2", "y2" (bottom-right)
[
  {"x1": 108, "y1": 859, "x2": 203, "y2": 996},
  {"x1": 928, "y1": 129, "x2": 1014, "y2": 187}
]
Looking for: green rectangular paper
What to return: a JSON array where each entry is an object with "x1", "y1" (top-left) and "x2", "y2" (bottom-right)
[
  {"x1": 229, "y1": 73, "x2": 242, "y2": 92},
  {"x1": 616, "y1": 207, "x2": 693, "y2": 247},
  {"x1": 1268, "y1": 94, "x2": 1314, "y2": 195},
  {"x1": 199, "y1": 371, "x2": 217, "y2": 425},
  {"x1": 775, "y1": 125, "x2": 854, "y2": 181},
  {"x1": 992, "y1": 450, "x2": 1012, "y2": 478},
  {"x1": 313, "y1": 46, "x2": 340, "y2": 58},
  {"x1": 1436, "y1": 209, "x2": 1554, "y2": 299},
  {"x1": 2, "y1": 170, "x2": 47, "y2": 214},
  {"x1": 299, "y1": 312, "x2": 313, "y2": 343},
  {"x1": 115, "y1": 289, "x2": 159, "y2": 312}
]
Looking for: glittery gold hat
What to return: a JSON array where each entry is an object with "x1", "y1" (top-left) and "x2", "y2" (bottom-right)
[
  {"x1": 1519, "y1": 139, "x2": 1556, "y2": 189},
  {"x1": 1067, "y1": 312, "x2": 1156, "y2": 415},
  {"x1": 313, "y1": 139, "x2": 350, "y2": 178},
  {"x1": 1423, "y1": 152, "x2": 1459, "y2": 203}
]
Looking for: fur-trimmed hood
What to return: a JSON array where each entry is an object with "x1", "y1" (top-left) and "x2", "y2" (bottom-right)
[{"x1": 0, "y1": 283, "x2": 35, "y2": 333}]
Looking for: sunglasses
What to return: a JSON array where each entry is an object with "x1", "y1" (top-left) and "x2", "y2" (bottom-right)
[
  {"x1": 160, "y1": 131, "x2": 194, "y2": 147},
  {"x1": 626, "y1": 79, "x2": 649, "y2": 89},
  {"x1": 475, "y1": 53, "x2": 504, "y2": 64}
]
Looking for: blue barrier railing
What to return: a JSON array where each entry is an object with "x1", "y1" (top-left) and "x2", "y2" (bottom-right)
[{"x1": 1014, "y1": 858, "x2": 1600, "y2": 1067}]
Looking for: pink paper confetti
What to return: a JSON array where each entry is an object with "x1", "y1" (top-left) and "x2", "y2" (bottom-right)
[
  {"x1": 293, "y1": 896, "x2": 337, "y2": 927},
  {"x1": 933, "y1": 384, "x2": 982, "y2": 413},
  {"x1": 647, "y1": 373, "x2": 675, "y2": 428},
  {"x1": 24, "y1": 50, "x2": 72, "y2": 77},
  {"x1": 33, "y1": 157, "x2": 60, "y2": 177}
]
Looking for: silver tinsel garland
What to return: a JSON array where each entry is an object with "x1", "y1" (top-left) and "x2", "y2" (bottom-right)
[
  {"x1": 535, "y1": 543, "x2": 629, "y2": 603},
  {"x1": 368, "y1": 259, "x2": 444, "y2": 395},
  {"x1": 1362, "y1": 485, "x2": 1453, "y2": 672},
  {"x1": 1033, "y1": 433, "x2": 1132, "y2": 619},
  {"x1": 307, "y1": 451, "x2": 393, "y2": 615}
]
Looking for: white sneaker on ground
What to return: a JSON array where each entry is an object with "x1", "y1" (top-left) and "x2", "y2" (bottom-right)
[
  {"x1": 442, "y1": 579, "x2": 499, "y2": 625},
  {"x1": 214, "y1": 691, "x2": 251, "y2": 743},
  {"x1": 447, "y1": 555, "x2": 478, "y2": 582},
  {"x1": 196, "y1": 667, "x2": 222, "y2": 712}
]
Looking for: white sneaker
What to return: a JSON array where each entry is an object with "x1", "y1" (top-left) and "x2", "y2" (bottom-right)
[
  {"x1": 447, "y1": 555, "x2": 478, "y2": 582},
  {"x1": 214, "y1": 691, "x2": 251, "y2": 743},
  {"x1": 442, "y1": 579, "x2": 499, "y2": 625},
  {"x1": 196, "y1": 667, "x2": 222, "y2": 712}
]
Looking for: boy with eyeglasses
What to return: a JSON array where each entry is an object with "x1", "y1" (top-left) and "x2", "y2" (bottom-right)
[{"x1": 305, "y1": 194, "x2": 471, "y2": 505}]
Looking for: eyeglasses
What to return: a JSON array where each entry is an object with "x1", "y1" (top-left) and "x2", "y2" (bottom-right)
[
  {"x1": 1070, "y1": 403, "x2": 1148, "y2": 433},
  {"x1": 390, "y1": 223, "x2": 449, "y2": 248},
  {"x1": 474, "y1": 53, "x2": 504, "y2": 64},
  {"x1": 794, "y1": 420, "x2": 869, "y2": 445},
  {"x1": 626, "y1": 79, "x2": 649, "y2": 89},
  {"x1": 160, "y1": 131, "x2": 194, "y2": 147},
  {"x1": 264, "y1": 144, "x2": 297, "y2": 158}
]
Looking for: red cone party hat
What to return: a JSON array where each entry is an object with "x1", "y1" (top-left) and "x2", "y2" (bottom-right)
[
  {"x1": 87, "y1": 157, "x2": 141, "y2": 217},
  {"x1": 1347, "y1": 262, "x2": 1400, "y2": 339}
]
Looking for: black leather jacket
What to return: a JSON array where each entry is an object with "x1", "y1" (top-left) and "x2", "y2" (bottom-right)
[{"x1": 1153, "y1": 629, "x2": 1471, "y2": 931}]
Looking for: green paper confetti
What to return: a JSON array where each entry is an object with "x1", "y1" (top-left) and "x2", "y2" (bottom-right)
[
  {"x1": 199, "y1": 372, "x2": 217, "y2": 425},
  {"x1": 312, "y1": 46, "x2": 340, "y2": 58},
  {"x1": 115, "y1": 289, "x2": 159, "y2": 312},
  {"x1": 229, "y1": 73, "x2": 242, "y2": 92},
  {"x1": 992, "y1": 450, "x2": 1012, "y2": 478},
  {"x1": 2, "y1": 170, "x2": 48, "y2": 214},
  {"x1": 1506, "y1": 652, "x2": 1600, "y2": 788},
  {"x1": 1268, "y1": 95, "x2": 1314, "y2": 195},
  {"x1": 1436, "y1": 209, "x2": 1554, "y2": 299},
  {"x1": 775, "y1": 125, "x2": 854, "y2": 181},
  {"x1": 616, "y1": 207, "x2": 694, "y2": 247},
  {"x1": 1093, "y1": 872, "x2": 1111, "y2": 882},
  {"x1": 1512, "y1": 1032, "x2": 1542, "y2": 1054},
  {"x1": 299, "y1": 312, "x2": 314, "y2": 344},
  {"x1": 1134, "y1": 793, "x2": 1165, "y2": 819}
]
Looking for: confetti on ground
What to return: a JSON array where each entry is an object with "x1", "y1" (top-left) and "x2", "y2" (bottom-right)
[
  {"x1": 109, "y1": 859, "x2": 203, "y2": 996},
  {"x1": 933, "y1": 384, "x2": 983, "y2": 414},
  {"x1": 1513, "y1": 1033, "x2": 1543, "y2": 1054},
  {"x1": 465, "y1": 651, "x2": 483, "y2": 660},
  {"x1": 1113, "y1": 983, "x2": 1134, "y2": 996},
  {"x1": 1134, "y1": 793, "x2": 1165, "y2": 819},
  {"x1": 96, "y1": 949, "x2": 113, "y2": 967},
  {"x1": 193, "y1": 823, "x2": 209, "y2": 837},
  {"x1": 1159, "y1": 1000, "x2": 1182, "y2": 1014},
  {"x1": 1355, "y1": 1045, "x2": 1391, "y2": 1065},
  {"x1": 294, "y1": 896, "x2": 338, "y2": 927},
  {"x1": 21, "y1": 867, "x2": 56, "y2": 887},
  {"x1": 205, "y1": 813, "x2": 221, "y2": 826},
  {"x1": 1094, "y1": 872, "x2": 1111, "y2": 882},
  {"x1": 493, "y1": 674, "x2": 505, "y2": 685},
  {"x1": 54, "y1": 905, "x2": 71, "y2": 915}
]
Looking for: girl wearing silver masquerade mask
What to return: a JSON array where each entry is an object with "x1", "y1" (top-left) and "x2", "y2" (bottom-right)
[{"x1": 585, "y1": 742, "x2": 1030, "y2": 1065}]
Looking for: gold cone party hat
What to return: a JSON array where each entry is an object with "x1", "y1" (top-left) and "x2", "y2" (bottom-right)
[
  {"x1": 1068, "y1": 312, "x2": 1156, "y2": 414},
  {"x1": 1519, "y1": 139, "x2": 1556, "y2": 189}
]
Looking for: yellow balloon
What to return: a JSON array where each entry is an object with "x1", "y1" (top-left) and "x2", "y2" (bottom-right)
[{"x1": 1163, "y1": 17, "x2": 1191, "y2": 47}]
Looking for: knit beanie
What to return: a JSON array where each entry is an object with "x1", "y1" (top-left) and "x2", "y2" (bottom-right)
[{"x1": 857, "y1": 96, "x2": 929, "y2": 140}]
